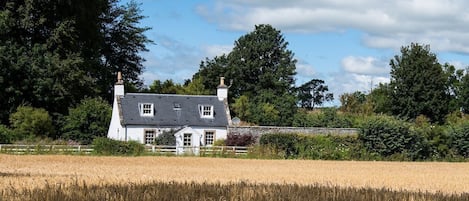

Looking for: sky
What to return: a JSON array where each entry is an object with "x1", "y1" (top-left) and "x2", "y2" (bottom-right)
[{"x1": 121, "y1": 0, "x2": 469, "y2": 105}]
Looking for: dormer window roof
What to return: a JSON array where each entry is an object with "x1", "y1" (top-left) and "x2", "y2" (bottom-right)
[
  {"x1": 139, "y1": 103, "x2": 154, "y2": 116},
  {"x1": 199, "y1": 104, "x2": 213, "y2": 118}
]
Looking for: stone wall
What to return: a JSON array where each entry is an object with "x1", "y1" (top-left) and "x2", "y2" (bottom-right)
[{"x1": 228, "y1": 126, "x2": 358, "y2": 139}]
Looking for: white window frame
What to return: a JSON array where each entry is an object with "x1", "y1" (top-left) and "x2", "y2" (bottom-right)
[
  {"x1": 198, "y1": 104, "x2": 214, "y2": 118},
  {"x1": 204, "y1": 130, "x2": 216, "y2": 146},
  {"x1": 139, "y1": 103, "x2": 154, "y2": 116},
  {"x1": 144, "y1": 129, "x2": 156, "y2": 145},
  {"x1": 183, "y1": 133, "x2": 192, "y2": 146}
]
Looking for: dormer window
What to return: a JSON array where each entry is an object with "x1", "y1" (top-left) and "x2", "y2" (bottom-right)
[
  {"x1": 173, "y1": 103, "x2": 181, "y2": 110},
  {"x1": 139, "y1": 103, "x2": 154, "y2": 116},
  {"x1": 198, "y1": 104, "x2": 213, "y2": 118}
]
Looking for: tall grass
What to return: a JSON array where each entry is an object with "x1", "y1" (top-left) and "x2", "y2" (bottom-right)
[{"x1": 2, "y1": 180, "x2": 468, "y2": 201}]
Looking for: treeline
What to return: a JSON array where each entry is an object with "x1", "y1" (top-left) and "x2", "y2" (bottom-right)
[
  {"x1": 340, "y1": 44, "x2": 469, "y2": 124},
  {"x1": 0, "y1": 98, "x2": 111, "y2": 144},
  {"x1": 0, "y1": 0, "x2": 151, "y2": 125},
  {"x1": 0, "y1": 0, "x2": 150, "y2": 143}
]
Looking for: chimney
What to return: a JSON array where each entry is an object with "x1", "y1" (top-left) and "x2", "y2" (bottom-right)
[
  {"x1": 217, "y1": 77, "x2": 228, "y2": 101},
  {"x1": 117, "y1": 71, "x2": 123, "y2": 84},
  {"x1": 115, "y1": 71, "x2": 124, "y2": 96}
]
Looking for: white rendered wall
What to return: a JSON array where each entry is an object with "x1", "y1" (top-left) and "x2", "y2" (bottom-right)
[
  {"x1": 192, "y1": 126, "x2": 227, "y2": 145},
  {"x1": 107, "y1": 97, "x2": 124, "y2": 141}
]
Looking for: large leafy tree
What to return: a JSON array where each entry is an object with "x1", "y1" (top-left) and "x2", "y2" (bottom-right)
[
  {"x1": 297, "y1": 79, "x2": 333, "y2": 109},
  {"x1": 194, "y1": 24, "x2": 298, "y2": 125},
  {"x1": 226, "y1": 24, "x2": 297, "y2": 99},
  {"x1": 389, "y1": 43, "x2": 450, "y2": 123},
  {"x1": 459, "y1": 69, "x2": 469, "y2": 113},
  {"x1": 0, "y1": 0, "x2": 151, "y2": 125}
]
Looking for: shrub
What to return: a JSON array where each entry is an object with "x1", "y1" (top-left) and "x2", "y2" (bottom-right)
[
  {"x1": 213, "y1": 139, "x2": 226, "y2": 146},
  {"x1": 359, "y1": 115, "x2": 424, "y2": 160},
  {"x1": 154, "y1": 130, "x2": 176, "y2": 145},
  {"x1": 448, "y1": 122, "x2": 469, "y2": 158},
  {"x1": 226, "y1": 132, "x2": 257, "y2": 146},
  {"x1": 9, "y1": 106, "x2": 55, "y2": 140},
  {"x1": 259, "y1": 133, "x2": 300, "y2": 158},
  {"x1": 92, "y1": 137, "x2": 144, "y2": 156},
  {"x1": 292, "y1": 108, "x2": 353, "y2": 128},
  {"x1": 296, "y1": 135, "x2": 359, "y2": 160},
  {"x1": 62, "y1": 97, "x2": 111, "y2": 144},
  {"x1": 0, "y1": 124, "x2": 13, "y2": 144}
]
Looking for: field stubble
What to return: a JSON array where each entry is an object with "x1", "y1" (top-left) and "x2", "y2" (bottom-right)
[{"x1": 0, "y1": 154, "x2": 468, "y2": 195}]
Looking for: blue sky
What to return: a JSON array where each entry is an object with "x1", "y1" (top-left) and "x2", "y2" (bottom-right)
[{"x1": 121, "y1": 0, "x2": 469, "y2": 105}]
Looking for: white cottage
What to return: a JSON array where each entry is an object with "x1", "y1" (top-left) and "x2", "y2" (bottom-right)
[{"x1": 107, "y1": 72, "x2": 231, "y2": 154}]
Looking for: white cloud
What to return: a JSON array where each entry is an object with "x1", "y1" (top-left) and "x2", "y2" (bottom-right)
[
  {"x1": 197, "y1": 0, "x2": 469, "y2": 54},
  {"x1": 295, "y1": 60, "x2": 317, "y2": 85},
  {"x1": 327, "y1": 72, "x2": 389, "y2": 105},
  {"x1": 202, "y1": 44, "x2": 233, "y2": 58},
  {"x1": 341, "y1": 56, "x2": 389, "y2": 75}
]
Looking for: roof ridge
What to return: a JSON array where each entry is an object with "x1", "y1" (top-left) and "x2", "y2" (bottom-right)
[{"x1": 125, "y1": 93, "x2": 217, "y2": 98}]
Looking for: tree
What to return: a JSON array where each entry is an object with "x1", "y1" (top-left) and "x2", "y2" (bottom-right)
[
  {"x1": 193, "y1": 55, "x2": 229, "y2": 95},
  {"x1": 456, "y1": 67, "x2": 469, "y2": 113},
  {"x1": 62, "y1": 97, "x2": 111, "y2": 144},
  {"x1": 147, "y1": 79, "x2": 184, "y2": 94},
  {"x1": 226, "y1": 24, "x2": 297, "y2": 99},
  {"x1": 98, "y1": 0, "x2": 153, "y2": 100},
  {"x1": 339, "y1": 91, "x2": 367, "y2": 114},
  {"x1": 368, "y1": 83, "x2": 392, "y2": 114},
  {"x1": 9, "y1": 106, "x2": 55, "y2": 140},
  {"x1": 180, "y1": 77, "x2": 210, "y2": 95},
  {"x1": 442, "y1": 63, "x2": 465, "y2": 113},
  {"x1": 194, "y1": 24, "x2": 298, "y2": 125},
  {"x1": 231, "y1": 95, "x2": 251, "y2": 121},
  {"x1": 297, "y1": 79, "x2": 333, "y2": 109},
  {"x1": 389, "y1": 43, "x2": 449, "y2": 123},
  {"x1": 0, "y1": 0, "x2": 151, "y2": 125}
]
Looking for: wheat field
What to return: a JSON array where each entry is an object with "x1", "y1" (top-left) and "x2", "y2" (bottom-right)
[{"x1": 1, "y1": 154, "x2": 468, "y2": 195}]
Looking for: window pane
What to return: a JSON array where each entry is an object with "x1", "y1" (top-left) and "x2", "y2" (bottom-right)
[
  {"x1": 145, "y1": 130, "x2": 156, "y2": 144},
  {"x1": 205, "y1": 131, "x2": 214, "y2": 145},
  {"x1": 183, "y1": 133, "x2": 191, "y2": 146}
]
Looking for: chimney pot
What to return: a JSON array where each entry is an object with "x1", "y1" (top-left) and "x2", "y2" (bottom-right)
[
  {"x1": 117, "y1": 72, "x2": 123, "y2": 84},
  {"x1": 218, "y1": 77, "x2": 227, "y2": 87}
]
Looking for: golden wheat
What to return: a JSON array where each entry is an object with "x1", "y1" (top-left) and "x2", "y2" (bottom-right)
[{"x1": 1, "y1": 154, "x2": 468, "y2": 194}]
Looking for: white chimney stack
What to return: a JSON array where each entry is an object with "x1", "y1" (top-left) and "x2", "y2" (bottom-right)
[
  {"x1": 217, "y1": 77, "x2": 228, "y2": 101},
  {"x1": 115, "y1": 71, "x2": 124, "y2": 96}
]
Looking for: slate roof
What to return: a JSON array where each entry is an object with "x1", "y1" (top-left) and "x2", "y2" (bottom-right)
[{"x1": 119, "y1": 93, "x2": 229, "y2": 127}]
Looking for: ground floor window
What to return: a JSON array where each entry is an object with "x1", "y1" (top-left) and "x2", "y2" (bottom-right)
[
  {"x1": 204, "y1": 131, "x2": 215, "y2": 145},
  {"x1": 144, "y1": 130, "x2": 156, "y2": 144},
  {"x1": 183, "y1": 133, "x2": 192, "y2": 146}
]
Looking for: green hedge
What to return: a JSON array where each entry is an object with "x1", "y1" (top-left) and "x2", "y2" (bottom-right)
[
  {"x1": 259, "y1": 133, "x2": 362, "y2": 160},
  {"x1": 358, "y1": 116, "x2": 425, "y2": 160},
  {"x1": 92, "y1": 137, "x2": 145, "y2": 156},
  {"x1": 448, "y1": 122, "x2": 469, "y2": 158},
  {"x1": 259, "y1": 133, "x2": 300, "y2": 158}
]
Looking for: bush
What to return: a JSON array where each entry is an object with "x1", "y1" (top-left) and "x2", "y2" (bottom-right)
[
  {"x1": 226, "y1": 133, "x2": 257, "y2": 146},
  {"x1": 359, "y1": 115, "x2": 424, "y2": 160},
  {"x1": 154, "y1": 130, "x2": 175, "y2": 145},
  {"x1": 213, "y1": 139, "x2": 226, "y2": 146},
  {"x1": 0, "y1": 124, "x2": 13, "y2": 144},
  {"x1": 296, "y1": 135, "x2": 359, "y2": 160},
  {"x1": 292, "y1": 108, "x2": 352, "y2": 128},
  {"x1": 9, "y1": 106, "x2": 55, "y2": 140},
  {"x1": 92, "y1": 137, "x2": 145, "y2": 156},
  {"x1": 259, "y1": 133, "x2": 300, "y2": 158},
  {"x1": 448, "y1": 122, "x2": 469, "y2": 158},
  {"x1": 62, "y1": 97, "x2": 111, "y2": 144}
]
